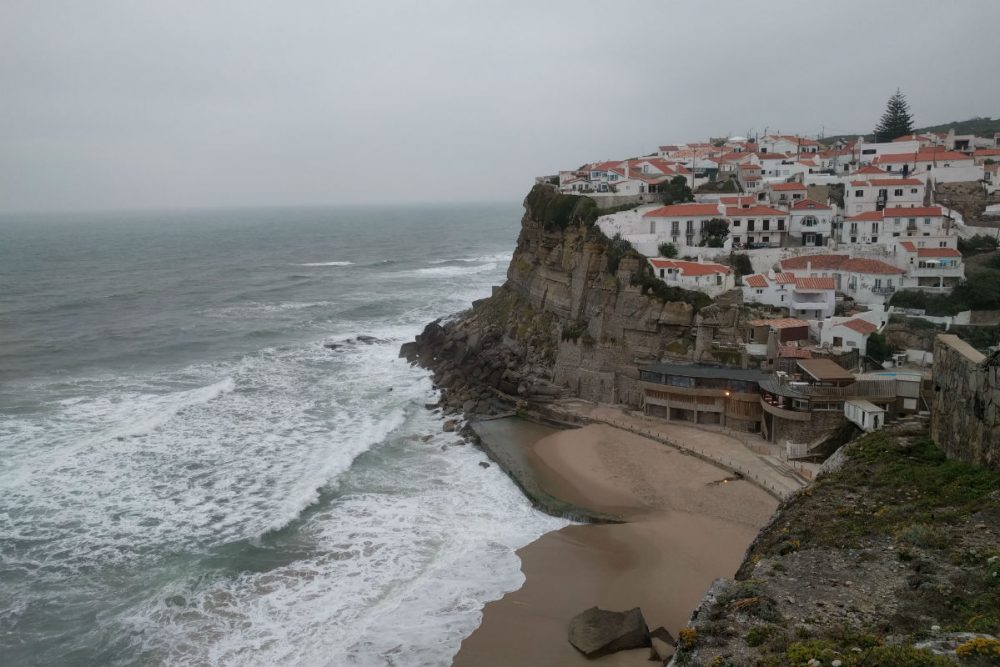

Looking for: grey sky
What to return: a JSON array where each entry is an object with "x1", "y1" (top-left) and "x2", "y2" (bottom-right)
[{"x1": 2, "y1": 0, "x2": 998, "y2": 212}]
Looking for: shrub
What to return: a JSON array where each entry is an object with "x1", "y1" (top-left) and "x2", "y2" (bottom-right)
[
  {"x1": 867, "y1": 331, "x2": 891, "y2": 363},
  {"x1": 956, "y1": 636, "x2": 1000, "y2": 662},
  {"x1": 730, "y1": 252, "x2": 754, "y2": 277},
  {"x1": 605, "y1": 233, "x2": 635, "y2": 274},
  {"x1": 678, "y1": 627, "x2": 698, "y2": 649},
  {"x1": 746, "y1": 625, "x2": 778, "y2": 647},
  {"x1": 658, "y1": 241, "x2": 678, "y2": 258},
  {"x1": 958, "y1": 234, "x2": 999, "y2": 257}
]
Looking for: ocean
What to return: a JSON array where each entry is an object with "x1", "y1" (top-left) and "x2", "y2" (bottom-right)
[{"x1": 0, "y1": 204, "x2": 567, "y2": 666}]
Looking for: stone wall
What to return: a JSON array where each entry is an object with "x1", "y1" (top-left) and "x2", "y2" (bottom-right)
[{"x1": 930, "y1": 334, "x2": 1000, "y2": 469}]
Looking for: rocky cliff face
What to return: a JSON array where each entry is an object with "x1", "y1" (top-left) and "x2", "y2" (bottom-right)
[{"x1": 400, "y1": 185, "x2": 750, "y2": 413}]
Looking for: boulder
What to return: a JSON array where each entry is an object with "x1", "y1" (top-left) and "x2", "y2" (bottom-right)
[
  {"x1": 442, "y1": 419, "x2": 460, "y2": 432},
  {"x1": 568, "y1": 607, "x2": 650, "y2": 658}
]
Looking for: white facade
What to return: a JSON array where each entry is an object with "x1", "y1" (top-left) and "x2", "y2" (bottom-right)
[
  {"x1": 858, "y1": 140, "x2": 922, "y2": 164},
  {"x1": 845, "y1": 400, "x2": 886, "y2": 432},
  {"x1": 742, "y1": 273, "x2": 835, "y2": 319},
  {"x1": 788, "y1": 199, "x2": 834, "y2": 247},
  {"x1": 642, "y1": 203, "x2": 725, "y2": 249},
  {"x1": 844, "y1": 178, "x2": 924, "y2": 214},
  {"x1": 648, "y1": 258, "x2": 735, "y2": 297},
  {"x1": 726, "y1": 206, "x2": 789, "y2": 249}
]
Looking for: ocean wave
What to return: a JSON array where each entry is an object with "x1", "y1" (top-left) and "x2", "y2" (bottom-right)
[
  {"x1": 298, "y1": 261, "x2": 354, "y2": 267},
  {"x1": 427, "y1": 253, "x2": 512, "y2": 265},
  {"x1": 409, "y1": 262, "x2": 497, "y2": 277}
]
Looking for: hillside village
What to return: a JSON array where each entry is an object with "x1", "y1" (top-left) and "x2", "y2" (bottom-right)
[{"x1": 536, "y1": 125, "x2": 1000, "y2": 461}]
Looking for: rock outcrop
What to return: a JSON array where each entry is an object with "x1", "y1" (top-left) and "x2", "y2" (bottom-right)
[
  {"x1": 567, "y1": 606, "x2": 651, "y2": 658},
  {"x1": 400, "y1": 185, "x2": 748, "y2": 414}
]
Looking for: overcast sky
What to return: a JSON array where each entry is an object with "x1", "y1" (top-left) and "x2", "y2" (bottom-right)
[{"x1": 2, "y1": 1, "x2": 998, "y2": 212}]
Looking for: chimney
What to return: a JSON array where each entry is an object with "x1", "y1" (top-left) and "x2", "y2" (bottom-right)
[{"x1": 806, "y1": 260, "x2": 812, "y2": 272}]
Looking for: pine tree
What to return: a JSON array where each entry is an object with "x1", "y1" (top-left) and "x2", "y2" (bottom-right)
[{"x1": 873, "y1": 89, "x2": 914, "y2": 142}]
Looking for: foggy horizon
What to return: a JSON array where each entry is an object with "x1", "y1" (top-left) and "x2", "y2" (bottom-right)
[{"x1": 3, "y1": 0, "x2": 999, "y2": 214}]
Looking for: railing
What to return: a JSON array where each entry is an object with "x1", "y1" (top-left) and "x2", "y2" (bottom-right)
[
  {"x1": 594, "y1": 416, "x2": 803, "y2": 500},
  {"x1": 872, "y1": 286, "x2": 896, "y2": 296}
]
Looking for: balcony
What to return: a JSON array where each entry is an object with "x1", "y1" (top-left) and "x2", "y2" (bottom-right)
[{"x1": 871, "y1": 286, "x2": 896, "y2": 296}]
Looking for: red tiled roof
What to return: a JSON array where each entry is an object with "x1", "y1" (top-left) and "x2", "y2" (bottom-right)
[
  {"x1": 847, "y1": 211, "x2": 884, "y2": 222},
  {"x1": 841, "y1": 319, "x2": 878, "y2": 335},
  {"x1": 744, "y1": 274, "x2": 768, "y2": 288},
  {"x1": 791, "y1": 199, "x2": 831, "y2": 211},
  {"x1": 882, "y1": 207, "x2": 944, "y2": 218},
  {"x1": 864, "y1": 178, "x2": 923, "y2": 186},
  {"x1": 840, "y1": 258, "x2": 905, "y2": 275},
  {"x1": 648, "y1": 259, "x2": 731, "y2": 276},
  {"x1": 853, "y1": 165, "x2": 886, "y2": 175},
  {"x1": 780, "y1": 254, "x2": 849, "y2": 270},
  {"x1": 899, "y1": 241, "x2": 917, "y2": 252},
  {"x1": 975, "y1": 149, "x2": 1000, "y2": 157},
  {"x1": 874, "y1": 150, "x2": 972, "y2": 164},
  {"x1": 749, "y1": 317, "x2": 810, "y2": 329},
  {"x1": 794, "y1": 277, "x2": 835, "y2": 290},
  {"x1": 720, "y1": 195, "x2": 759, "y2": 206},
  {"x1": 917, "y1": 247, "x2": 961, "y2": 258},
  {"x1": 775, "y1": 272, "x2": 797, "y2": 284},
  {"x1": 643, "y1": 203, "x2": 720, "y2": 218},
  {"x1": 724, "y1": 206, "x2": 787, "y2": 218},
  {"x1": 778, "y1": 345, "x2": 813, "y2": 359},
  {"x1": 771, "y1": 182, "x2": 807, "y2": 191}
]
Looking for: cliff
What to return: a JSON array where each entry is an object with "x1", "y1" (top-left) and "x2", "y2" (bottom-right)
[
  {"x1": 668, "y1": 421, "x2": 1000, "y2": 666},
  {"x1": 400, "y1": 185, "x2": 750, "y2": 413}
]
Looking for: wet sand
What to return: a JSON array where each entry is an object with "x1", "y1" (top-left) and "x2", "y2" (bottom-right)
[{"x1": 453, "y1": 423, "x2": 778, "y2": 666}]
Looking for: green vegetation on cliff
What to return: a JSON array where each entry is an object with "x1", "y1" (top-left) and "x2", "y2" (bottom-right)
[{"x1": 674, "y1": 427, "x2": 1000, "y2": 666}]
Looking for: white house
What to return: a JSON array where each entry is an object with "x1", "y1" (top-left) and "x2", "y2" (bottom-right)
[
  {"x1": 788, "y1": 199, "x2": 834, "y2": 247},
  {"x1": 845, "y1": 399, "x2": 886, "y2": 432},
  {"x1": 873, "y1": 148, "x2": 975, "y2": 175},
  {"x1": 642, "y1": 203, "x2": 724, "y2": 248},
  {"x1": 726, "y1": 205, "x2": 789, "y2": 248},
  {"x1": 648, "y1": 258, "x2": 735, "y2": 297},
  {"x1": 858, "y1": 140, "x2": 922, "y2": 165},
  {"x1": 896, "y1": 241, "x2": 964, "y2": 291},
  {"x1": 766, "y1": 182, "x2": 808, "y2": 206},
  {"x1": 881, "y1": 206, "x2": 952, "y2": 239},
  {"x1": 743, "y1": 272, "x2": 836, "y2": 319},
  {"x1": 844, "y1": 178, "x2": 924, "y2": 214},
  {"x1": 779, "y1": 254, "x2": 910, "y2": 305},
  {"x1": 759, "y1": 135, "x2": 820, "y2": 155},
  {"x1": 820, "y1": 317, "x2": 879, "y2": 355}
]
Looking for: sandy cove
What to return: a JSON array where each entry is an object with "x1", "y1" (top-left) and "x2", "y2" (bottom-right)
[{"x1": 453, "y1": 422, "x2": 778, "y2": 666}]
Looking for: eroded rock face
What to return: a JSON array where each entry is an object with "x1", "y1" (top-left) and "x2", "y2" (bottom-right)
[
  {"x1": 567, "y1": 606, "x2": 651, "y2": 658},
  {"x1": 400, "y1": 185, "x2": 745, "y2": 413}
]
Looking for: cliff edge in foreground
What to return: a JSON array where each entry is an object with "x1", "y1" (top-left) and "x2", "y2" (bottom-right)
[
  {"x1": 669, "y1": 422, "x2": 1000, "y2": 666},
  {"x1": 400, "y1": 185, "x2": 747, "y2": 413}
]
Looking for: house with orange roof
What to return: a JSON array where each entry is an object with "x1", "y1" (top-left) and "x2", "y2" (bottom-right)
[
  {"x1": 647, "y1": 258, "x2": 735, "y2": 297},
  {"x1": 742, "y1": 271, "x2": 836, "y2": 319},
  {"x1": 895, "y1": 241, "x2": 964, "y2": 291},
  {"x1": 726, "y1": 205, "x2": 789, "y2": 249},
  {"x1": 642, "y1": 203, "x2": 724, "y2": 248},
  {"x1": 818, "y1": 316, "x2": 883, "y2": 355},
  {"x1": 759, "y1": 135, "x2": 820, "y2": 155},
  {"x1": 788, "y1": 199, "x2": 834, "y2": 247},
  {"x1": 841, "y1": 206, "x2": 952, "y2": 248},
  {"x1": 844, "y1": 178, "x2": 925, "y2": 214},
  {"x1": 779, "y1": 254, "x2": 911, "y2": 305},
  {"x1": 766, "y1": 181, "x2": 807, "y2": 206}
]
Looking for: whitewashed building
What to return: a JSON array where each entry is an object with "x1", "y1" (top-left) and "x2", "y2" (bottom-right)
[
  {"x1": 743, "y1": 273, "x2": 836, "y2": 319},
  {"x1": 896, "y1": 241, "x2": 964, "y2": 291},
  {"x1": 788, "y1": 199, "x2": 834, "y2": 247},
  {"x1": 766, "y1": 182, "x2": 808, "y2": 206},
  {"x1": 642, "y1": 203, "x2": 724, "y2": 248},
  {"x1": 648, "y1": 258, "x2": 735, "y2": 297},
  {"x1": 844, "y1": 178, "x2": 925, "y2": 215},
  {"x1": 779, "y1": 254, "x2": 910, "y2": 305},
  {"x1": 727, "y1": 205, "x2": 789, "y2": 248}
]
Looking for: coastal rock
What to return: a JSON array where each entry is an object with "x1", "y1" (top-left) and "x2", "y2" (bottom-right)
[
  {"x1": 568, "y1": 606, "x2": 650, "y2": 658},
  {"x1": 442, "y1": 419, "x2": 460, "y2": 432}
]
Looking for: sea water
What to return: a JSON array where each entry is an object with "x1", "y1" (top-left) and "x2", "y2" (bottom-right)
[{"x1": 0, "y1": 204, "x2": 566, "y2": 666}]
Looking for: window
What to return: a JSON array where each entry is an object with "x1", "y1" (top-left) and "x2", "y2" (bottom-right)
[
  {"x1": 732, "y1": 219, "x2": 741, "y2": 227},
  {"x1": 894, "y1": 189, "x2": 903, "y2": 196},
  {"x1": 780, "y1": 294, "x2": 785, "y2": 302},
  {"x1": 872, "y1": 223, "x2": 879, "y2": 233},
  {"x1": 756, "y1": 289, "x2": 763, "y2": 294},
  {"x1": 733, "y1": 236, "x2": 741, "y2": 243},
  {"x1": 672, "y1": 221, "x2": 679, "y2": 233},
  {"x1": 762, "y1": 220, "x2": 770, "y2": 231},
  {"x1": 748, "y1": 220, "x2": 755, "y2": 231},
  {"x1": 911, "y1": 188, "x2": 918, "y2": 194},
  {"x1": 778, "y1": 219, "x2": 785, "y2": 230},
  {"x1": 686, "y1": 220, "x2": 694, "y2": 232},
  {"x1": 872, "y1": 236, "x2": 878, "y2": 243},
  {"x1": 850, "y1": 223, "x2": 858, "y2": 235},
  {"x1": 855, "y1": 190, "x2": 864, "y2": 197},
  {"x1": 762, "y1": 236, "x2": 770, "y2": 243},
  {"x1": 939, "y1": 241, "x2": 947, "y2": 248},
  {"x1": 924, "y1": 218, "x2": 931, "y2": 225},
  {"x1": 874, "y1": 278, "x2": 882, "y2": 288},
  {"x1": 893, "y1": 232, "x2": 900, "y2": 237}
]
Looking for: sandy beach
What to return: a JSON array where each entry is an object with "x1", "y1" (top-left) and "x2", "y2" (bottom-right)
[{"x1": 453, "y1": 423, "x2": 778, "y2": 666}]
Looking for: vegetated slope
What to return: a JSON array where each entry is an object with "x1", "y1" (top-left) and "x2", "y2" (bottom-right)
[
  {"x1": 821, "y1": 116, "x2": 1000, "y2": 145},
  {"x1": 671, "y1": 424, "x2": 1000, "y2": 666}
]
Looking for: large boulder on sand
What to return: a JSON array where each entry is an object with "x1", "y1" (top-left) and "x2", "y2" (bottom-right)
[{"x1": 568, "y1": 607, "x2": 650, "y2": 658}]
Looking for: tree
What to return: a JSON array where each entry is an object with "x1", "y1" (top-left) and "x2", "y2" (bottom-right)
[
  {"x1": 657, "y1": 241, "x2": 678, "y2": 258},
  {"x1": 873, "y1": 89, "x2": 914, "y2": 142},
  {"x1": 660, "y1": 175, "x2": 694, "y2": 204},
  {"x1": 866, "y1": 332, "x2": 891, "y2": 363},
  {"x1": 699, "y1": 218, "x2": 730, "y2": 247}
]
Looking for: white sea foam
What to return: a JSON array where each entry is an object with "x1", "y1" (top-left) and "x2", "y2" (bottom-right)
[
  {"x1": 410, "y1": 262, "x2": 498, "y2": 277},
  {"x1": 298, "y1": 261, "x2": 355, "y2": 267},
  {"x1": 427, "y1": 252, "x2": 512, "y2": 265}
]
